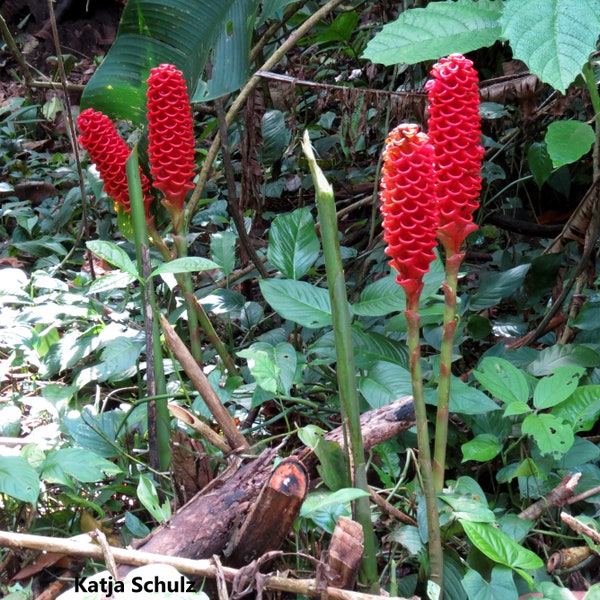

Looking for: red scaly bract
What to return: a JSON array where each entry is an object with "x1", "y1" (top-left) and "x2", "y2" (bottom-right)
[
  {"x1": 380, "y1": 124, "x2": 438, "y2": 305},
  {"x1": 77, "y1": 108, "x2": 153, "y2": 214},
  {"x1": 425, "y1": 53, "x2": 484, "y2": 255},
  {"x1": 146, "y1": 64, "x2": 196, "y2": 211}
]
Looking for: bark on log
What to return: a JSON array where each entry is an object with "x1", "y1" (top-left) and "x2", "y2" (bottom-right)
[{"x1": 120, "y1": 396, "x2": 414, "y2": 575}]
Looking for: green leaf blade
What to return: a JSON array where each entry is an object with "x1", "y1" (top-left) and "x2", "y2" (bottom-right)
[
  {"x1": 150, "y1": 256, "x2": 220, "y2": 277},
  {"x1": 461, "y1": 520, "x2": 544, "y2": 572},
  {"x1": 501, "y1": 0, "x2": 600, "y2": 93},
  {"x1": 0, "y1": 456, "x2": 39, "y2": 503},
  {"x1": 362, "y1": 0, "x2": 502, "y2": 66},
  {"x1": 86, "y1": 240, "x2": 139, "y2": 279},
  {"x1": 545, "y1": 120, "x2": 595, "y2": 168},
  {"x1": 259, "y1": 279, "x2": 332, "y2": 328},
  {"x1": 267, "y1": 208, "x2": 320, "y2": 280}
]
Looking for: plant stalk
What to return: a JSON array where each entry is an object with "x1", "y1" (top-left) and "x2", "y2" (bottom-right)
[
  {"x1": 433, "y1": 251, "x2": 463, "y2": 493},
  {"x1": 126, "y1": 149, "x2": 171, "y2": 473},
  {"x1": 405, "y1": 304, "x2": 444, "y2": 594},
  {"x1": 301, "y1": 132, "x2": 379, "y2": 593}
]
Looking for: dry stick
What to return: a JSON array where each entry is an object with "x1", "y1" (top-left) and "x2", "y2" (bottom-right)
[
  {"x1": 160, "y1": 314, "x2": 250, "y2": 453},
  {"x1": 46, "y1": 0, "x2": 94, "y2": 274},
  {"x1": 561, "y1": 512, "x2": 600, "y2": 545},
  {"x1": 214, "y1": 98, "x2": 268, "y2": 279},
  {"x1": 0, "y1": 531, "x2": 416, "y2": 600},
  {"x1": 186, "y1": 0, "x2": 346, "y2": 220},
  {"x1": 518, "y1": 472, "x2": 581, "y2": 521}
]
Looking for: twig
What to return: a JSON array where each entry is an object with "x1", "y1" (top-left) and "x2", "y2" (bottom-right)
[
  {"x1": 561, "y1": 512, "x2": 600, "y2": 544},
  {"x1": 160, "y1": 314, "x2": 250, "y2": 453},
  {"x1": 518, "y1": 473, "x2": 581, "y2": 521},
  {"x1": 0, "y1": 531, "x2": 417, "y2": 600}
]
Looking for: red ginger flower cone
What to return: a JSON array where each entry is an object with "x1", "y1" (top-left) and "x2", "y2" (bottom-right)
[
  {"x1": 77, "y1": 108, "x2": 154, "y2": 215},
  {"x1": 425, "y1": 53, "x2": 484, "y2": 256},
  {"x1": 380, "y1": 124, "x2": 438, "y2": 308},
  {"x1": 146, "y1": 64, "x2": 196, "y2": 214}
]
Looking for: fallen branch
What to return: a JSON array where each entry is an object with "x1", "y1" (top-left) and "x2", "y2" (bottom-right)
[{"x1": 0, "y1": 531, "x2": 417, "y2": 600}]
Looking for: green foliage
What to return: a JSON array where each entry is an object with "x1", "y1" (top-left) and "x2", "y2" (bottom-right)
[
  {"x1": 267, "y1": 207, "x2": 319, "y2": 280},
  {"x1": 362, "y1": 0, "x2": 502, "y2": 66},
  {"x1": 81, "y1": 0, "x2": 261, "y2": 122},
  {"x1": 502, "y1": 0, "x2": 600, "y2": 93},
  {"x1": 364, "y1": 0, "x2": 600, "y2": 93},
  {"x1": 545, "y1": 120, "x2": 596, "y2": 167}
]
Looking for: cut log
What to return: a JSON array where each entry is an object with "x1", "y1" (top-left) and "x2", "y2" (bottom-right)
[
  {"x1": 120, "y1": 396, "x2": 414, "y2": 575},
  {"x1": 327, "y1": 516, "x2": 364, "y2": 590}
]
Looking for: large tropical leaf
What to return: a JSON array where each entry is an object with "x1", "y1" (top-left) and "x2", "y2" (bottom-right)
[
  {"x1": 81, "y1": 0, "x2": 259, "y2": 123},
  {"x1": 501, "y1": 0, "x2": 600, "y2": 93}
]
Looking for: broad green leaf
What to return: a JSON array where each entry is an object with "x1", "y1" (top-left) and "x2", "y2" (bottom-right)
[
  {"x1": 300, "y1": 488, "x2": 369, "y2": 518},
  {"x1": 538, "y1": 581, "x2": 582, "y2": 599},
  {"x1": 449, "y1": 376, "x2": 502, "y2": 416},
  {"x1": 192, "y1": 0, "x2": 260, "y2": 102},
  {"x1": 503, "y1": 401, "x2": 531, "y2": 417},
  {"x1": 41, "y1": 448, "x2": 123, "y2": 488},
  {"x1": 501, "y1": 0, "x2": 600, "y2": 93},
  {"x1": 570, "y1": 296, "x2": 600, "y2": 330},
  {"x1": 362, "y1": 0, "x2": 502, "y2": 66},
  {"x1": 210, "y1": 231, "x2": 237, "y2": 277},
  {"x1": 150, "y1": 257, "x2": 220, "y2": 277},
  {"x1": 86, "y1": 240, "x2": 138, "y2": 279},
  {"x1": 522, "y1": 413, "x2": 574, "y2": 457},
  {"x1": 82, "y1": 0, "x2": 258, "y2": 122},
  {"x1": 461, "y1": 434, "x2": 502, "y2": 463},
  {"x1": 469, "y1": 264, "x2": 531, "y2": 311},
  {"x1": 88, "y1": 271, "x2": 137, "y2": 295},
  {"x1": 315, "y1": 438, "x2": 349, "y2": 491},
  {"x1": 545, "y1": 120, "x2": 595, "y2": 167},
  {"x1": 497, "y1": 457, "x2": 541, "y2": 484},
  {"x1": 528, "y1": 344, "x2": 600, "y2": 376},
  {"x1": 460, "y1": 520, "x2": 544, "y2": 572},
  {"x1": 62, "y1": 409, "x2": 128, "y2": 458},
  {"x1": 527, "y1": 142, "x2": 553, "y2": 188},
  {"x1": 0, "y1": 456, "x2": 39, "y2": 503},
  {"x1": 561, "y1": 436, "x2": 600, "y2": 468},
  {"x1": 462, "y1": 566, "x2": 518, "y2": 600},
  {"x1": 440, "y1": 495, "x2": 496, "y2": 523},
  {"x1": 309, "y1": 327, "x2": 408, "y2": 369},
  {"x1": 11, "y1": 238, "x2": 68, "y2": 258},
  {"x1": 75, "y1": 334, "x2": 145, "y2": 388},
  {"x1": 352, "y1": 275, "x2": 406, "y2": 317},
  {"x1": 359, "y1": 360, "x2": 412, "y2": 409},
  {"x1": 259, "y1": 279, "x2": 332, "y2": 328},
  {"x1": 533, "y1": 366, "x2": 585, "y2": 409},
  {"x1": 472, "y1": 357, "x2": 529, "y2": 405},
  {"x1": 387, "y1": 525, "x2": 424, "y2": 556},
  {"x1": 137, "y1": 474, "x2": 172, "y2": 522},
  {"x1": 238, "y1": 341, "x2": 297, "y2": 395},
  {"x1": 553, "y1": 385, "x2": 600, "y2": 433},
  {"x1": 267, "y1": 208, "x2": 319, "y2": 280},
  {"x1": 261, "y1": 110, "x2": 291, "y2": 166}
]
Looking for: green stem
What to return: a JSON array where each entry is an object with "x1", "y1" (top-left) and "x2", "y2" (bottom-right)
[
  {"x1": 302, "y1": 132, "x2": 379, "y2": 593},
  {"x1": 172, "y1": 231, "x2": 203, "y2": 365},
  {"x1": 433, "y1": 251, "x2": 463, "y2": 493},
  {"x1": 405, "y1": 303, "x2": 444, "y2": 594},
  {"x1": 126, "y1": 149, "x2": 171, "y2": 473},
  {"x1": 583, "y1": 62, "x2": 600, "y2": 179}
]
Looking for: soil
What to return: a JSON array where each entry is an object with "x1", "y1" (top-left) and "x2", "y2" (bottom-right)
[{"x1": 0, "y1": 0, "x2": 124, "y2": 100}]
